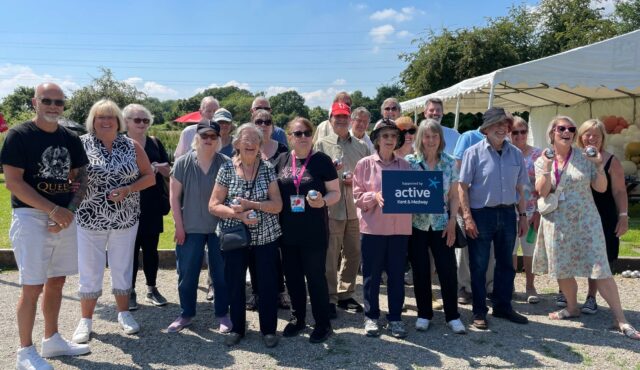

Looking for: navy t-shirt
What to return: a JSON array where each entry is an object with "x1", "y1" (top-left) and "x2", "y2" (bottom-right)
[
  {"x1": 274, "y1": 151, "x2": 338, "y2": 245},
  {"x1": 0, "y1": 121, "x2": 89, "y2": 209}
]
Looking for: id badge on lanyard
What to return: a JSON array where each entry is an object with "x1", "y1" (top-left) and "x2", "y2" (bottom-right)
[{"x1": 291, "y1": 151, "x2": 312, "y2": 213}]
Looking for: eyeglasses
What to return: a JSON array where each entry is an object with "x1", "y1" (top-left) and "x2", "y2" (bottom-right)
[
  {"x1": 384, "y1": 106, "x2": 399, "y2": 111},
  {"x1": 402, "y1": 128, "x2": 417, "y2": 135},
  {"x1": 38, "y1": 97, "x2": 65, "y2": 107},
  {"x1": 381, "y1": 133, "x2": 398, "y2": 140},
  {"x1": 254, "y1": 106, "x2": 271, "y2": 111},
  {"x1": 555, "y1": 126, "x2": 576, "y2": 133},
  {"x1": 291, "y1": 130, "x2": 313, "y2": 138},
  {"x1": 254, "y1": 119, "x2": 272, "y2": 126},
  {"x1": 199, "y1": 133, "x2": 218, "y2": 140},
  {"x1": 511, "y1": 129, "x2": 528, "y2": 136},
  {"x1": 128, "y1": 117, "x2": 150, "y2": 124}
]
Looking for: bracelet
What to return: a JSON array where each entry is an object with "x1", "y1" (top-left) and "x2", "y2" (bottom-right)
[
  {"x1": 619, "y1": 212, "x2": 628, "y2": 217},
  {"x1": 67, "y1": 204, "x2": 77, "y2": 213},
  {"x1": 518, "y1": 212, "x2": 527, "y2": 217},
  {"x1": 541, "y1": 171, "x2": 551, "y2": 175},
  {"x1": 258, "y1": 202, "x2": 262, "y2": 211},
  {"x1": 323, "y1": 199, "x2": 327, "y2": 207},
  {"x1": 48, "y1": 205, "x2": 59, "y2": 218}
]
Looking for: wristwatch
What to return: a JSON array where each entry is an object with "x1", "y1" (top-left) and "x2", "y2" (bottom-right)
[{"x1": 518, "y1": 212, "x2": 526, "y2": 217}]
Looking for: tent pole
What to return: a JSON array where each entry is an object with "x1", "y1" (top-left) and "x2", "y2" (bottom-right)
[
  {"x1": 414, "y1": 109, "x2": 418, "y2": 124},
  {"x1": 454, "y1": 95, "x2": 461, "y2": 131},
  {"x1": 488, "y1": 83, "x2": 496, "y2": 109}
]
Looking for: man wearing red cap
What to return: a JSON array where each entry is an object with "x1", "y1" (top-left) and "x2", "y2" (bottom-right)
[{"x1": 314, "y1": 102, "x2": 370, "y2": 318}]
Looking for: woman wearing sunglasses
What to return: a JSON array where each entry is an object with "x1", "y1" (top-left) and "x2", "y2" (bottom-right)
[
  {"x1": 166, "y1": 120, "x2": 231, "y2": 334},
  {"x1": 508, "y1": 116, "x2": 542, "y2": 304},
  {"x1": 123, "y1": 104, "x2": 170, "y2": 311},
  {"x1": 533, "y1": 116, "x2": 639, "y2": 340},
  {"x1": 394, "y1": 116, "x2": 417, "y2": 158},
  {"x1": 274, "y1": 117, "x2": 340, "y2": 343}
]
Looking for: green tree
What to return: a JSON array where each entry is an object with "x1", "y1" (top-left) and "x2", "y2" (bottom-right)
[
  {"x1": 615, "y1": 0, "x2": 640, "y2": 33},
  {"x1": 1, "y1": 86, "x2": 35, "y2": 123},
  {"x1": 269, "y1": 90, "x2": 309, "y2": 127},
  {"x1": 308, "y1": 106, "x2": 328, "y2": 126},
  {"x1": 66, "y1": 67, "x2": 146, "y2": 124},
  {"x1": 220, "y1": 91, "x2": 254, "y2": 124}
]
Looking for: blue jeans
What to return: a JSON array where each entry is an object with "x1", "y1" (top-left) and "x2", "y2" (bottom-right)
[
  {"x1": 467, "y1": 207, "x2": 517, "y2": 318},
  {"x1": 175, "y1": 233, "x2": 228, "y2": 318},
  {"x1": 361, "y1": 234, "x2": 408, "y2": 321}
]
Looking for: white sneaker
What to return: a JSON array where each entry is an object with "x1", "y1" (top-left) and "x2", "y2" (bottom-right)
[
  {"x1": 41, "y1": 332, "x2": 90, "y2": 358},
  {"x1": 72, "y1": 318, "x2": 92, "y2": 344},
  {"x1": 118, "y1": 311, "x2": 140, "y2": 335},
  {"x1": 447, "y1": 318, "x2": 467, "y2": 334},
  {"x1": 16, "y1": 345, "x2": 53, "y2": 370},
  {"x1": 415, "y1": 318, "x2": 430, "y2": 331},
  {"x1": 364, "y1": 318, "x2": 380, "y2": 337}
]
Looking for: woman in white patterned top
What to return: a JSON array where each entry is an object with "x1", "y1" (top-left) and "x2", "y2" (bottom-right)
[
  {"x1": 71, "y1": 99, "x2": 155, "y2": 344},
  {"x1": 209, "y1": 123, "x2": 283, "y2": 348}
]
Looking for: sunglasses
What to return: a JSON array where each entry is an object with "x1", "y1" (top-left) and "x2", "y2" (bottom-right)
[
  {"x1": 129, "y1": 117, "x2": 150, "y2": 124},
  {"x1": 384, "y1": 106, "x2": 399, "y2": 111},
  {"x1": 38, "y1": 97, "x2": 65, "y2": 107},
  {"x1": 402, "y1": 128, "x2": 417, "y2": 135},
  {"x1": 511, "y1": 129, "x2": 528, "y2": 136},
  {"x1": 381, "y1": 133, "x2": 398, "y2": 140},
  {"x1": 254, "y1": 106, "x2": 272, "y2": 111},
  {"x1": 254, "y1": 119, "x2": 272, "y2": 126},
  {"x1": 291, "y1": 130, "x2": 313, "y2": 138},
  {"x1": 555, "y1": 126, "x2": 576, "y2": 133},
  {"x1": 199, "y1": 133, "x2": 218, "y2": 140}
]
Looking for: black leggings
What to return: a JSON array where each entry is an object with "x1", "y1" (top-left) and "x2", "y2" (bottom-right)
[{"x1": 132, "y1": 232, "x2": 160, "y2": 289}]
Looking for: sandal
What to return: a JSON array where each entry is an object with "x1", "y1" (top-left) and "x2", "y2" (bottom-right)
[
  {"x1": 472, "y1": 319, "x2": 488, "y2": 330},
  {"x1": 621, "y1": 324, "x2": 640, "y2": 340},
  {"x1": 548, "y1": 309, "x2": 579, "y2": 320}
]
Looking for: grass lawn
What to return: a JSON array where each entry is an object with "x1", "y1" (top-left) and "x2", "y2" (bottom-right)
[{"x1": 1, "y1": 173, "x2": 639, "y2": 255}]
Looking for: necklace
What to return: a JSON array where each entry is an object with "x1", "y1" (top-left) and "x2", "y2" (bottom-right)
[{"x1": 240, "y1": 160, "x2": 257, "y2": 198}]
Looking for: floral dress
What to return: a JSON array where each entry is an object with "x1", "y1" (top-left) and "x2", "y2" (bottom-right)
[{"x1": 532, "y1": 149, "x2": 611, "y2": 279}]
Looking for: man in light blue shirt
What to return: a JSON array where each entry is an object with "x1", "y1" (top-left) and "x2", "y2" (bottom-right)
[
  {"x1": 459, "y1": 107, "x2": 529, "y2": 329},
  {"x1": 423, "y1": 98, "x2": 460, "y2": 155}
]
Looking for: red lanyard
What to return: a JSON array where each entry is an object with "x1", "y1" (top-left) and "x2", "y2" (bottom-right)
[
  {"x1": 291, "y1": 151, "x2": 312, "y2": 195},
  {"x1": 553, "y1": 149, "x2": 572, "y2": 186}
]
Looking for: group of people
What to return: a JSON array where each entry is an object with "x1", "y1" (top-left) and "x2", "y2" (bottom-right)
[{"x1": 3, "y1": 83, "x2": 639, "y2": 370}]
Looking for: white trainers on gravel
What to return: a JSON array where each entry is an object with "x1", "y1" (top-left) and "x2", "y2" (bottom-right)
[
  {"x1": 118, "y1": 311, "x2": 140, "y2": 335},
  {"x1": 72, "y1": 318, "x2": 92, "y2": 344},
  {"x1": 415, "y1": 318, "x2": 430, "y2": 331},
  {"x1": 364, "y1": 318, "x2": 380, "y2": 337},
  {"x1": 16, "y1": 345, "x2": 53, "y2": 370},
  {"x1": 447, "y1": 319, "x2": 467, "y2": 334},
  {"x1": 41, "y1": 332, "x2": 90, "y2": 358}
]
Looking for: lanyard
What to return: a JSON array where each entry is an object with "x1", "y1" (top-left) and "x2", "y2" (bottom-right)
[
  {"x1": 291, "y1": 151, "x2": 312, "y2": 195},
  {"x1": 553, "y1": 148, "x2": 572, "y2": 186}
]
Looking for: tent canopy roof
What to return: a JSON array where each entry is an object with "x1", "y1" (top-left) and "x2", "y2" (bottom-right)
[{"x1": 401, "y1": 29, "x2": 640, "y2": 114}]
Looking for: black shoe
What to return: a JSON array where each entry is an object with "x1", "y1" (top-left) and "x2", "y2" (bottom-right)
[
  {"x1": 309, "y1": 325, "x2": 332, "y2": 343},
  {"x1": 337, "y1": 298, "x2": 364, "y2": 312},
  {"x1": 146, "y1": 287, "x2": 168, "y2": 306},
  {"x1": 246, "y1": 294, "x2": 258, "y2": 311},
  {"x1": 224, "y1": 332, "x2": 243, "y2": 346},
  {"x1": 492, "y1": 309, "x2": 528, "y2": 324},
  {"x1": 328, "y1": 303, "x2": 337, "y2": 320},
  {"x1": 282, "y1": 318, "x2": 306, "y2": 337},
  {"x1": 487, "y1": 292, "x2": 495, "y2": 301},
  {"x1": 128, "y1": 291, "x2": 138, "y2": 311},
  {"x1": 206, "y1": 286, "x2": 214, "y2": 301}
]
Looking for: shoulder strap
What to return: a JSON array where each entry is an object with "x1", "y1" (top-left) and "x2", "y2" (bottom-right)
[
  {"x1": 418, "y1": 161, "x2": 427, "y2": 171},
  {"x1": 604, "y1": 154, "x2": 614, "y2": 171},
  {"x1": 149, "y1": 135, "x2": 160, "y2": 150}
]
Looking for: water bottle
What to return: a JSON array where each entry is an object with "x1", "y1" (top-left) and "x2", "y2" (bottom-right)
[{"x1": 526, "y1": 224, "x2": 537, "y2": 244}]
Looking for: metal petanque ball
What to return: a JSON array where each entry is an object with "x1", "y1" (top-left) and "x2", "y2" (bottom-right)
[
  {"x1": 308, "y1": 190, "x2": 319, "y2": 200},
  {"x1": 231, "y1": 198, "x2": 241, "y2": 206},
  {"x1": 544, "y1": 148, "x2": 555, "y2": 159},
  {"x1": 585, "y1": 146, "x2": 598, "y2": 157},
  {"x1": 247, "y1": 210, "x2": 258, "y2": 219}
]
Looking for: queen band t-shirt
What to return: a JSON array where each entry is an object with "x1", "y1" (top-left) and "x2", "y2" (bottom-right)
[
  {"x1": 0, "y1": 121, "x2": 89, "y2": 209},
  {"x1": 274, "y1": 151, "x2": 338, "y2": 245}
]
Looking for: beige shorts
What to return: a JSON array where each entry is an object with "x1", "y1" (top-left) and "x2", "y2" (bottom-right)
[{"x1": 10, "y1": 208, "x2": 78, "y2": 285}]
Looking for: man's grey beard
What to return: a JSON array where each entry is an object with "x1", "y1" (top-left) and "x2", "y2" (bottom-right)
[{"x1": 42, "y1": 113, "x2": 60, "y2": 123}]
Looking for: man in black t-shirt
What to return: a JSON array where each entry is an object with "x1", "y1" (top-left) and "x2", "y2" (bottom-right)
[{"x1": 1, "y1": 83, "x2": 90, "y2": 369}]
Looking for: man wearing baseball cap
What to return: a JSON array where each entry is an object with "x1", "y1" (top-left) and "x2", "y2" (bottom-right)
[
  {"x1": 314, "y1": 101, "x2": 370, "y2": 318},
  {"x1": 458, "y1": 107, "x2": 529, "y2": 330},
  {"x1": 213, "y1": 108, "x2": 235, "y2": 157}
]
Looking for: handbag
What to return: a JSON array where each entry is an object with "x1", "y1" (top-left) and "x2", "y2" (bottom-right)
[
  {"x1": 149, "y1": 136, "x2": 171, "y2": 216},
  {"x1": 453, "y1": 218, "x2": 468, "y2": 248},
  {"x1": 219, "y1": 223, "x2": 251, "y2": 251},
  {"x1": 537, "y1": 184, "x2": 564, "y2": 216}
]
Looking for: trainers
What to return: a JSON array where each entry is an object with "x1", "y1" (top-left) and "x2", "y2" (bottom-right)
[
  {"x1": 447, "y1": 319, "x2": 467, "y2": 334},
  {"x1": 278, "y1": 292, "x2": 291, "y2": 310},
  {"x1": 364, "y1": 318, "x2": 380, "y2": 337},
  {"x1": 146, "y1": 287, "x2": 168, "y2": 306},
  {"x1": 432, "y1": 292, "x2": 443, "y2": 310},
  {"x1": 206, "y1": 286, "x2": 214, "y2": 301},
  {"x1": 118, "y1": 311, "x2": 140, "y2": 335},
  {"x1": 263, "y1": 334, "x2": 279, "y2": 348},
  {"x1": 556, "y1": 292, "x2": 568, "y2": 308},
  {"x1": 16, "y1": 345, "x2": 52, "y2": 370},
  {"x1": 167, "y1": 316, "x2": 192, "y2": 333},
  {"x1": 404, "y1": 271, "x2": 413, "y2": 286},
  {"x1": 219, "y1": 315, "x2": 233, "y2": 333},
  {"x1": 388, "y1": 321, "x2": 408, "y2": 338},
  {"x1": 246, "y1": 294, "x2": 258, "y2": 311},
  {"x1": 72, "y1": 318, "x2": 92, "y2": 344},
  {"x1": 128, "y1": 291, "x2": 138, "y2": 311},
  {"x1": 282, "y1": 317, "x2": 306, "y2": 337},
  {"x1": 41, "y1": 333, "x2": 90, "y2": 358},
  {"x1": 415, "y1": 318, "x2": 430, "y2": 331},
  {"x1": 458, "y1": 289, "x2": 472, "y2": 305},
  {"x1": 309, "y1": 325, "x2": 332, "y2": 343},
  {"x1": 581, "y1": 295, "x2": 598, "y2": 314},
  {"x1": 337, "y1": 297, "x2": 364, "y2": 312}
]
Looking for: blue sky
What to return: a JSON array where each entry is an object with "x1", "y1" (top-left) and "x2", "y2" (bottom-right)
[{"x1": 0, "y1": 0, "x2": 557, "y2": 108}]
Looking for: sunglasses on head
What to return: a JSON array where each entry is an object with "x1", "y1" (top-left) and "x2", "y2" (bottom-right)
[
  {"x1": 402, "y1": 128, "x2": 417, "y2": 135},
  {"x1": 555, "y1": 126, "x2": 576, "y2": 133},
  {"x1": 129, "y1": 117, "x2": 150, "y2": 124},
  {"x1": 384, "y1": 106, "x2": 399, "y2": 111},
  {"x1": 291, "y1": 130, "x2": 313, "y2": 138},
  {"x1": 511, "y1": 129, "x2": 528, "y2": 136},
  {"x1": 254, "y1": 119, "x2": 272, "y2": 126},
  {"x1": 254, "y1": 106, "x2": 271, "y2": 111},
  {"x1": 38, "y1": 97, "x2": 65, "y2": 107},
  {"x1": 199, "y1": 133, "x2": 218, "y2": 140}
]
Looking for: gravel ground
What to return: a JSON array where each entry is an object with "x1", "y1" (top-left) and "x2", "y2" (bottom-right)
[{"x1": 1, "y1": 269, "x2": 639, "y2": 370}]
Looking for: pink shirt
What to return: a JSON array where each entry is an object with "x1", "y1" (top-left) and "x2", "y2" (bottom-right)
[{"x1": 353, "y1": 153, "x2": 413, "y2": 236}]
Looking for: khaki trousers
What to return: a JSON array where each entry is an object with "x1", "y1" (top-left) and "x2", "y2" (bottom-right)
[{"x1": 325, "y1": 218, "x2": 361, "y2": 304}]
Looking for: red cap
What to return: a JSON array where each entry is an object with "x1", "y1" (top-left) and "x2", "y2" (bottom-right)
[{"x1": 330, "y1": 102, "x2": 351, "y2": 117}]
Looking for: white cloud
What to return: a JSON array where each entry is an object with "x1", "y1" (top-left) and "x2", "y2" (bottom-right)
[
  {"x1": 0, "y1": 64, "x2": 79, "y2": 99},
  {"x1": 370, "y1": 7, "x2": 418, "y2": 22},
  {"x1": 592, "y1": 0, "x2": 616, "y2": 15},
  {"x1": 264, "y1": 86, "x2": 296, "y2": 97},
  {"x1": 194, "y1": 80, "x2": 252, "y2": 94},
  {"x1": 124, "y1": 76, "x2": 178, "y2": 99},
  {"x1": 396, "y1": 30, "x2": 412, "y2": 39},
  {"x1": 350, "y1": 2, "x2": 367, "y2": 11},
  {"x1": 369, "y1": 24, "x2": 395, "y2": 43},
  {"x1": 332, "y1": 79, "x2": 347, "y2": 86},
  {"x1": 300, "y1": 87, "x2": 344, "y2": 109},
  {"x1": 371, "y1": 45, "x2": 381, "y2": 54}
]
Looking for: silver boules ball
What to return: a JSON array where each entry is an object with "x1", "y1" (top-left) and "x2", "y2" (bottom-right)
[
  {"x1": 544, "y1": 148, "x2": 555, "y2": 159},
  {"x1": 585, "y1": 146, "x2": 598, "y2": 157},
  {"x1": 231, "y1": 198, "x2": 241, "y2": 206},
  {"x1": 342, "y1": 171, "x2": 353, "y2": 180},
  {"x1": 308, "y1": 190, "x2": 319, "y2": 200},
  {"x1": 247, "y1": 210, "x2": 258, "y2": 219}
]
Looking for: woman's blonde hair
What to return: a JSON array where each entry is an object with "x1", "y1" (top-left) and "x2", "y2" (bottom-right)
[
  {"x1": 85, "y1": 99, "x2": 125, "y2": 134},
  {"x1": 546, "y1": 115, "x2": 577, "y2": 145},
  {"x1": 576, "y1": 118, "x2": 607, "y2": 150},
  {"x1": 415, "y1": 119, "x2": 445, "y2": 155}
]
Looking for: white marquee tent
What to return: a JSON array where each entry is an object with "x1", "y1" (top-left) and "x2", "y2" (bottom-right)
[{"x1": 400, "y1": 29, "x2": 640, "y2": 147}]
